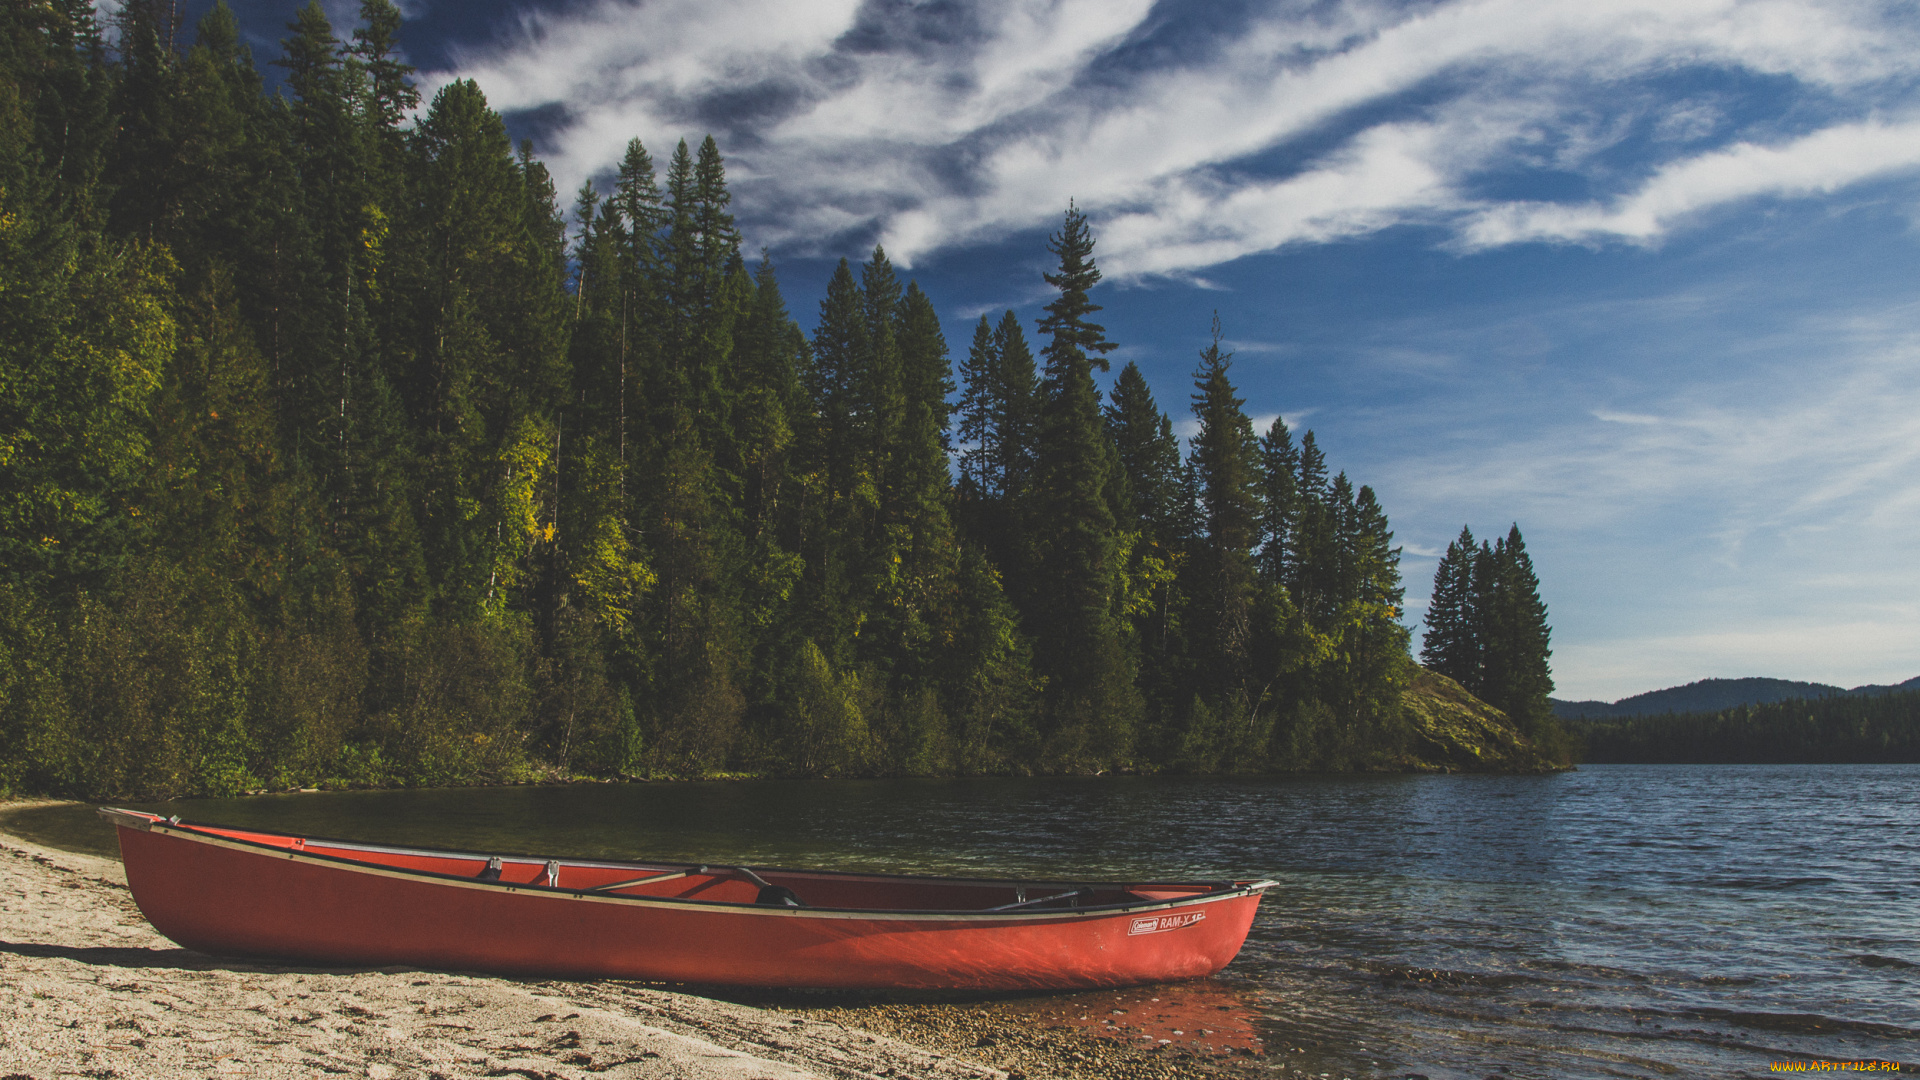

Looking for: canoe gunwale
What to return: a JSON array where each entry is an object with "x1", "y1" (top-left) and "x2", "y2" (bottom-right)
[{"x1": 98, "y1": 807, "x2": 1276, "y2": 923}]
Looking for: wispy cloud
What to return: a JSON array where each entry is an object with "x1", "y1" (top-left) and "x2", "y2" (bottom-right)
[
  {"x1": 433, "y1": 0, "x2": 1920, "y2": 271},
  {"x1": 1462, "y1": 118, "x2": 1920, "y2": 247},
  {"x1": 1370, "y1": 294, "x2": 1920, "y2": 699},
  {"x1": 1386, "y1": 322, "x2": 1920, "y2": 542}
]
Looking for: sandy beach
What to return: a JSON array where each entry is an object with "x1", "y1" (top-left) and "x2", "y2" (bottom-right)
[{"x1": 0, "y1": 810, "x2": 1268, "y2": 1080}]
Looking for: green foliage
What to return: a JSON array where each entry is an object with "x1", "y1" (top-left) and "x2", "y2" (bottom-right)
[
  {"x1": 367, "y1": 618, "x2": 535, "y2": 785},
  {"x1": 0, "y1": 584, "x2": 72, "y2": 796},
  {"x1": 1184, "y1": 316, "x2": 1262, "y2": 707},
  {"x1": 1022, "y1": 203, "x2": 1142, "y2": 769},
  {"x1": 1569, "y1": 691, "x2": 1920, "y2": 763},
  {"x1": 1421, "y1": 523, "x2": 1571, "y2": 764},
  {"x1": 0, "y1": 6, "x2": 1557, "y2": 794}
]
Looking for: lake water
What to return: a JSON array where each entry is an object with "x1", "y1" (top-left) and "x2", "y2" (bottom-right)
[{"x1": 6, "y1": 764, "x2": 1916, "y2": 1078}]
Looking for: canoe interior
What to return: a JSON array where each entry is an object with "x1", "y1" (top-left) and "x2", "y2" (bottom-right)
[{"x1": 164, "y1": 819, "x2": 1231, "y2": 914}]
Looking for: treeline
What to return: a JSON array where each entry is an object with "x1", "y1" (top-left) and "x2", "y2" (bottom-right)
[
  {"x1": 1570, "y1": 691, "x2": 1920, "y2": 763},
  {"x1": 0, "y1": 1, "x2": 1555, "y2": 798},
  {"x1": 1419, "y1": 525, "x2": 1569, "y2": 759}
]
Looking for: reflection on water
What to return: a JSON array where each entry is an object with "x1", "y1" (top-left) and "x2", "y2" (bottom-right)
[
  {"x1": 6, "y1": 765, "x2": 1917, "y2": 1079},
  {"x1": 998, "y1": 978, "x2": 1264, "y2": 1055}
]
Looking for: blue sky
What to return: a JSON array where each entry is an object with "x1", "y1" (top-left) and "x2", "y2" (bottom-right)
[{"x1": 148, "y1": 0, "x2": 1920, "y2": 701}]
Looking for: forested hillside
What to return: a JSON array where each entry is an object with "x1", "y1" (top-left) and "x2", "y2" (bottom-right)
[
  {"x1": 1570, "y1": 691, "x2": 1920, "y2": 763},
  {"x1": 1553, "y1": 675, "x2": 1920, "y2": 720},
  {"x1": 0, "y1": 1, "x2": 1567, "y2": 798}
]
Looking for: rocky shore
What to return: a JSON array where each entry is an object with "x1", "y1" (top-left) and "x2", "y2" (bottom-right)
[{"x1": 0, "y1": 813, "x2": 1270, "y2": 1080}]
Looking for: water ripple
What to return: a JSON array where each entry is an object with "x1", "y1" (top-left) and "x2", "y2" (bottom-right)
[{"x1": 6, "y1": 762, "x2": 1916, "y2": 1078}]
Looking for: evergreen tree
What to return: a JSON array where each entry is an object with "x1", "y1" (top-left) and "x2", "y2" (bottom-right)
[
  {"x1": 1288, "y1": 430, "x2": 1337, "y2": 624},
  {"x1": 1103, "y1": 361, "x2": 1188, "y2": 742},
  {"x1": 956, "y1": 315, "x2": 998, "y2": 499},
  {"x1": 868, "y1": 273, "x2": 957, "y2": 688},
  {"x1": 1256, "y1": 416, "x2": 1299, "y2": 585},
  {"x1": 1421, "y1": 525, "x2": 1479, "y2": 686},
  {"x1": 1025, "y1": 203, "x2": 1140, "y2": 766},
  {"x1": 954, "y1": 309, "x2": 1037, "y2": 589},
  {"x1": 991, "y1": 311, "x2": 1039, "y2": 500},
  {"x1": 1478, "y1": 525, "x2": 1557, "y2": 744},
  {"x1": 1332, "y1": 481, "x2": 1410, "y2": 730},
  {"x1": 348, "y1": 0, "x2": 417, "y2": 135},
  {"x1": 2, "y1": 0, "x2": 113, "y2": 221},
  {"x1": 796, "y1": 259, "x2": 866, "y2": 668},
  {"x1": 733, "y1": 254, "x2": 804, "y2": 546},
  {"x1": 1106, "y1": 362, "x2": 1184, "y2": 541},
  {"x1": 1185, "y1": 316, "x2": 1263, "y2": 707}
]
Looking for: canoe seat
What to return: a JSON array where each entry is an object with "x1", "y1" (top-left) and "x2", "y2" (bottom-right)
[{"x1": 755, "y1": 884, "x2": 805, "y2": 907}]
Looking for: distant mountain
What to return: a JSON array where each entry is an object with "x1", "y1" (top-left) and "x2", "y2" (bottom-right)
[{"x1": 1551, "y1": 675, "x2": 1920, "y2": 720}]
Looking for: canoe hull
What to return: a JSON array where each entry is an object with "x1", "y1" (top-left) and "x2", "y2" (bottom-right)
[{"x1": 112, "y1": 816, "x2": 1266, "y2": 990}]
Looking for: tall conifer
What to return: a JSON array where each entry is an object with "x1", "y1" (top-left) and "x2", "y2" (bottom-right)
[
  {"x1": 1106, "y1": 362, "x2": 1183, "y2": 540},
  {"x1": 1479, "y1": 526, "x2": 1556, "y2": 741},
  {"x1": 1257, "y1": 417, "x2": 1299, "y2": 585},
  {"x1": 1421, "y1": 526, "x2": 1479, "y2": 686},
  {"x1": 1185, "y1": 316, "x2": 1263, "y2": 707},
  {"x1": 1026, "y1": 203, "x2": 1140, "y2": 766}
]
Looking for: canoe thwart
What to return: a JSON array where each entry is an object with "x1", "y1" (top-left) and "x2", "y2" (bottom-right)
[
  {"x1": 592, "y1": 866, "x2": 705, "y2": 893},
  {"x1": 988, "y1": 887, "x2": 1090, "y2": 911}
]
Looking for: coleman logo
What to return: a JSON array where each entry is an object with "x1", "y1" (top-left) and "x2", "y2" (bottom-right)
[{"x1": 1128, "y1": 910, "x2": 1206, "y2": 936}]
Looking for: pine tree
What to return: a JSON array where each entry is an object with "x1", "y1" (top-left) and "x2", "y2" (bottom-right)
[
  {"x1": 872, "y1": 276, "x2": 957, "y2": 688},
  {"x1": 855, "y1": 247, "x2": 905, "y2": 498},
  {"x1": 1185, "y1": 316, "x2": 1263, "y2": 704},
  {"x1": 2, "y1": 0, "x2": 113, "y2": 221},
  {"x1": 1478, "y1": 525, "x2": 1558, "y2": 747},
  {"x1": 348, "y1": 0, "x2": 417, "y2": 134},
  {"x1": 1323, "y1": 480, "x2": 1409, "y2": 755},
  {"x1": 954, "y1": 309, "x2": 1037, "y2": 590},
  {"x1": 1103, "y1": 361, "x2": 1188, "y2": 742},
  {"x1": 992, "y1": 311, "x2": 1039, "y2": 500},
  {"x1": 1257, "y1": 416, "x2": 1299, "y2": 585},
  {"x1": 1421, "y1": 525, "x2": 1479, "y2": 686},
  {"x1": 1289, "y1": 430, "x2": 1336, "y2": 625},
  {"x1": 1106, "y1": 362, "x2": 1184, "y2": 540},
  {"x1": 733, "y1": 254, "x2": 804, "y2": 545},
  {"x1": 797, "y1": 259, "x2": 866, "y2": 666},
  {"x1": 1025, "y1": 203, "x2": 1140, "y2": 766},
  {"x1": 956, "y1": 315, "x2": 999, "y2": 499},
  {"x1": 105, "y1": 0, "x2": 184, "y2": 243}
]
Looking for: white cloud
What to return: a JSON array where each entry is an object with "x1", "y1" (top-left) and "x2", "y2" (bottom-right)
[
  {"x1": 1462, "y1": 118, "x2": 1920, "y2": 247},
  {"x1": 429, "y1": 0, "x2": 1920, "y2": 270}
]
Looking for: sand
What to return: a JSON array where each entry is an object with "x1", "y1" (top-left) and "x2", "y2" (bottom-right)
[{"x1": 0, "y1": 828, "x2": 1005, "y2": 1080}]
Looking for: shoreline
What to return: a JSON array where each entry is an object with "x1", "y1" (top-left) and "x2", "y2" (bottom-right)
[{"x1": 0, "y1": 804, "x2": 1270, "y2": 1080}]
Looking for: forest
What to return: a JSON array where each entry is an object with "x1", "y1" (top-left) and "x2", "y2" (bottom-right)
[
  {"x1": 0, "y1": 0, "x2": 1567, "y2": 798},
  {"x1": 1569, "y1": 691, "x2": 1920, "y2": 764}
]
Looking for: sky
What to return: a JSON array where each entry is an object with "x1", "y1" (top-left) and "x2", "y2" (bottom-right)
[{"x1": 149, "y1": 0, "x2": 1920, "y2": 702}]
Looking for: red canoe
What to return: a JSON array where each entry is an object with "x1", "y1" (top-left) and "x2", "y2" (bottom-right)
[{"x1": 102, "y1": 808, "x2": 1273, "y2": 990}]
